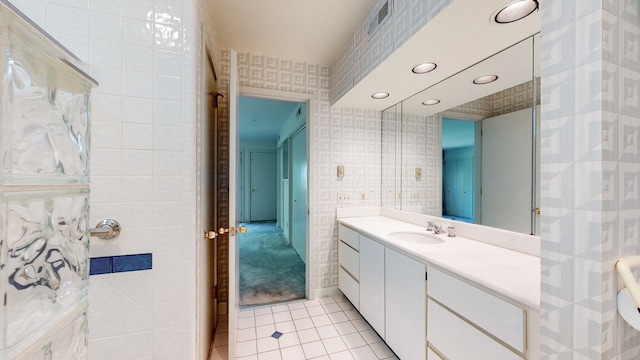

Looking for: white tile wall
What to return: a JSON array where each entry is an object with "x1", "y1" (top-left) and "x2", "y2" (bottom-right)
[{"x1": 9, "y1": 0, "x2": 199, "y2": 358}]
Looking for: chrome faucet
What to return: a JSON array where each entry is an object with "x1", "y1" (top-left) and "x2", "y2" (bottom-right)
[{"x1": 427, "y1": 221, "x2": 443, "y2": 234}]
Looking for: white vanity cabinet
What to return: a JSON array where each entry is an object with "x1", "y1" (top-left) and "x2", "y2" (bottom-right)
[
  {"x1": 338, "y1": 225, "x2": 426, "y2": 358},
  {"x1": 385, "y1": 247, "x2": 426, "y2": 360},
  {"x1": 359, "y1": 235, "x2": 385, "y2": 337},
  {"x1": 427, "y1": 267, "x2": 527, "y2": 359},
  {"x1": 338, "y1": 225, "x2": 360, "y2": 308}
]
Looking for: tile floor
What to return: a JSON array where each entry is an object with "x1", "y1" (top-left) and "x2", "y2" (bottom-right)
[{"x1": 211, "y1": 295, "x2": 399, "y2": 360}]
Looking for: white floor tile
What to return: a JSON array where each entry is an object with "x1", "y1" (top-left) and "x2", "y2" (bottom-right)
[
  {"x1": 341, "y1": 332, "x2": 367, "y2": 349},
  {"x1": 280, "y1": 345, "x2": 305, "y2": 360},
  {"x1": 316, "y1": 324, "x2": 340, "y2": 340},
  {"x1": 256, "y1": 337, "x2": 279, "y2": 353},
  {"x1": 334, "y1": 321, "x2": 357, "y2": 336},
  {"x1": 322, "y1": 336, "x2": 348, "y2": 354},
  {"x1": 287, "y1": 302, "x2": 306, "y2": 310},
  {"x1": 328, "y1": 312, "x2": 349, "y2": 324},
  {"x1": 319, "y1": 297, "x2": 336, "y2": 305},
  {"x1": 236, "y1": 340, "x2": 258, "y2": 357},
  {"x1": 236, "y1": 355, "x2": 257, "y2": 360},
  {"x1": 322, "y1": 303, "x2": 342, "y2": 313},
  {"x1": 294, "y1": 317, "x2": 315, "y2": 331},
  {"x1": 307, "y1": 305, "x2": 326, "y2": 316},
  {"x1": 239, "y1": 309, "x2": 255, "y2": 318},
  {"x1": 369, "y1": 341, "x2": 395, "y2": 359},
  {"x1": 278, "y1": 332, "x2": 301, "y2": 348},
  {"x1": 358, "y1": 330, "x2": 382, "y2": 345},
  {"x1": 273, "y1": 311, "x2": 293, "y2": 323},
  {"x1": 311, "y1": 314, "x2": 332, "y2": 327},
  {"x1": 255, "y1": 313, "x2": 275, "y2": 326},
  {"x1": 257, "y1": 349, "x2": 282, "y2": 360},
  {"x1": 329, "y1": 350, "x2": 355, "y2": 360},
  {"x1": 302, "y1": 340, "x2": 328, "y2": 358},
  {"x1": 291, "y1": 308, "x2": 309, "y2": 320},
  {"x1": 237, "y1": 327, "x2": 257, "y2": 342},
  {"x1": 298, "y1": 328, "x2": 321, "y2": 344},
  {"x1": 239, "y1": 317, "x2": 256, "y2": 329},
  {"x1": 304, "y1": 299, "x2": 322, "y2": 308},
  {"x1": 256, "y1": 324, "x2": 277, "y2": 339},
  {"x1": 350, "y1": 319, "x2": 370, "y2": 332},
  {"x1": 254, "y1": 307, "x2": 273, "y2": 316},
  {"x1": 275, "y1": 321, "x2": 296, "y2": 334},
  {"x1": 343, "y1": 310, "x2": 361, "y2": 320},
  {"x1": 271, "y1": 304, "x2": 290, "y2": 313},
  {"x1": 349, "y1": 345, "x2": 378, "y2": 360}
]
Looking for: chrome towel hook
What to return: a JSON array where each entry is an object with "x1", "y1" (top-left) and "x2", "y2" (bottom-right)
[{"x1": 89, "y1": 219, "x2": 121, "y2": 240}]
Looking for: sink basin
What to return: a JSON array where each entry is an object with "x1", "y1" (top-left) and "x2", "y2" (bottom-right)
[{"x1": 388, "y1": 231, "x2": 444, "y2": 244}]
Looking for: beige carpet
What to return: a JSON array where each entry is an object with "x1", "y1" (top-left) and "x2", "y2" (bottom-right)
[{"x1": 238, "y1": 222, "x2": 305, "y2": 307}]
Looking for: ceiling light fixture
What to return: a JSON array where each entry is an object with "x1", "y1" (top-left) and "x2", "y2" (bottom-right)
[
  {"x1": 473, "y1": 75, "x2": 498, "y2": 85},
  {"x1": 422, "y1": 99, "x2": 440, "y2": 105},
  {"x1": 371, "y1": 92, "x2": 390, "y2": 99},
  {"x1": 412, "y1": 63, "x2": 437, "y2": 74},
  {"x1": 493, "y1": 0, "x2": 539, "y2": 24}
]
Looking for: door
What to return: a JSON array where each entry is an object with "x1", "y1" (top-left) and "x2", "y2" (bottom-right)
[
  {"x1": 481, "y1": 108, "x2": 532, "y2": 233},
  {"x1": 290, "y1": 126, "x2": 307, "y2": 264},
  {"x1": 250, "y1": 151, "x2": 277, "y2": 221},
  {"x1": 199, "y1": 46, "x2": 219, "y2": 358},
  {"x1": 227, "y1": 49, "x2": 240, "y2": 359}
]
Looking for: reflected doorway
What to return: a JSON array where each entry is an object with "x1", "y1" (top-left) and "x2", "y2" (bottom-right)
[{"x1": 441, "y1": 118, "x2": 476, "y2": 223}]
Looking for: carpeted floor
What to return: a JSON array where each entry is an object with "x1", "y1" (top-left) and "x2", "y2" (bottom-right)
[{"x1": 238, "y1": 221, "x2": 305, "y2": 307}]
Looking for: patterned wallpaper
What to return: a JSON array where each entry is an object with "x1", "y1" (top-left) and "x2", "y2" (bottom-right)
[
  {"x1": 330, "y1": 0, "x2": 451, "y2": 104},
  {"x1": 216, "y1": 51, "x2": 383, "y2": 300},
  {"x1": 448, "y1": 78, "x2": 541, "y2": 118},
  {"x1": 540, "y1": 0, "x2": 640, "y2": 358}
]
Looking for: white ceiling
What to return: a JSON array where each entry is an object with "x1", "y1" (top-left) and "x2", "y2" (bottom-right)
[{"x1": 211, "y1": 0, "x2": 379, "y2": 65}]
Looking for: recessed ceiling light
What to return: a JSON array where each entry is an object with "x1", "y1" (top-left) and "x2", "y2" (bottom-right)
[
  {"x1": 422, "y1": 99, "x2": 440, "y2": 105},
  {"x1": 473, "y1": 75, "x2": 498, "y2": 84},
  {"x1": 371, "y1": 92, "x2": 390, "y2": 99},
  {"x1": 412, "y1": 63, "x2": 437, "y2": 74},
  {"x1": 494, "y1": 0, "x2": 539, "y2": 24}
]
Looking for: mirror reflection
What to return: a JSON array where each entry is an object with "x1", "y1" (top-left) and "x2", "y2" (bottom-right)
[{"x1": 381, "y1": 35, "x2": 540, "y2": 235}]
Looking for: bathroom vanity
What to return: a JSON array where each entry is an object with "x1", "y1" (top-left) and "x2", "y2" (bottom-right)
[{"x1": 337, "y1": 209, "x2": 540, "y2": 359}]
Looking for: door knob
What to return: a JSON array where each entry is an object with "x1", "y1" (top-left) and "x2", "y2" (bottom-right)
[
  {"x1": 251, "y1": 188, "x2": 256, "y2": 192},
  {"x1": 204, "y1": 230, "x2": 218, "y2": 239},
  {"x1": 218, "y1": 226, "x2": 247, "y2": 236}
]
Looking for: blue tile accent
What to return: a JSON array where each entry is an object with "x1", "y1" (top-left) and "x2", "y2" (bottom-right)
[
  {"x1": 89, "y1": 253, "x2": 152, "y2": 275},
  {"x1": 112, "y1": 254, "x2": 152, "y2": 273},
  {"x1": 89, "y1": 257, "x2": 112, "y2": 275},
  {"x1": 271, "y1": 331, "x2": 283, "y2": 339}
]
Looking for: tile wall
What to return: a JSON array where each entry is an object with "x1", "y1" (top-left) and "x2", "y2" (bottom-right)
[
  {"x1": 11, "y1": 0, "x2": 199, "y2": 359},
  {"x1": 539, "y1": 0, "x2": 640, "y2": 358}
]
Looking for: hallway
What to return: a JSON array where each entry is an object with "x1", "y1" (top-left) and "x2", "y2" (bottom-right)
[{"x1": 239, "y1": 222, "x2": 306, "y2": 307}]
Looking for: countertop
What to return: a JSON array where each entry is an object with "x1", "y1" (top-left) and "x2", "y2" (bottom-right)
[{"x1": 338, "y1": 216, "x2": 540, "y2": 310}]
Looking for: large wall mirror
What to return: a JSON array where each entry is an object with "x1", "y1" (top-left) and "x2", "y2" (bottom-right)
[{"x1": 381, "y1": 34, "x2": 541, "y2": 235}]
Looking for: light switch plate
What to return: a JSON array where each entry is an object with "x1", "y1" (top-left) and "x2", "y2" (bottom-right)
[
  {"x1": 415, "y1": 167, "x2": 422, "y2": 179},
  {"x1": 337, "y1": 165, "x2": 345, "y2": 178}
]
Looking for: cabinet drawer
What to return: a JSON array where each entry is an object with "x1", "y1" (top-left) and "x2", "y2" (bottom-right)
[
  {"x1": 339, "y1": 267, "x2": 359, "y2": 308},
  {"x1": 339, "y1": 241, "x2": 359, "y2": 279},
  {"x1": 428, "y1": 267, "x2": 525, "y2": 353},
  {"x1": 338, "y1": 224, "x2": 359, "y2": 250},
  {"x1": 428, "y1": 299, "x2": 522, "y2": 360}
]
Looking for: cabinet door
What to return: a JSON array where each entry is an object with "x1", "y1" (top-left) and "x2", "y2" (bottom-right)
[
  {"x1": 359, "y1": 235, "x2": 385, "y2": 337},
  {"x1": 385, "y1": 248, "x2": 426, "y2": 360}
]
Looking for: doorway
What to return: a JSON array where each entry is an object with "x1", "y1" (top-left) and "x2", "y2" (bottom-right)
[
  {"x1": 237, "y1": 96, "x2": 308, "y2": 307},
  {"x1": 441, "y1": 118, "x2": 476, "y2": 223}
]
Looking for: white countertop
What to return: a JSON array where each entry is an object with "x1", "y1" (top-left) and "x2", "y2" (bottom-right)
[{"x1": 338, "y1": 216, "x2": 540, "y2": 310}]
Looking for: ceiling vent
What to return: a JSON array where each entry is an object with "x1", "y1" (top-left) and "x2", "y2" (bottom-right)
[{"x1": 368, "y1": 0, "x2": 393, "y2": 37}]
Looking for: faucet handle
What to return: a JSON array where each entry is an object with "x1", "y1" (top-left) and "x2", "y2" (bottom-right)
[{"x1": 426, "y1": 221, "x2": 435, "y2": 231}]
